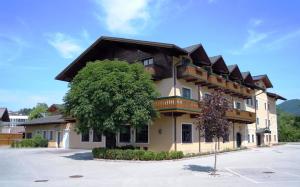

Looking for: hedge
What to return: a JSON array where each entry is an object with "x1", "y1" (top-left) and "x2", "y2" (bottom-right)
[
  {"x1": 92, "y1": 148, "x2": 184, "y2": 160},
  {"x1": 11, "y1": 135, "x2": 48, "y2": 148}
]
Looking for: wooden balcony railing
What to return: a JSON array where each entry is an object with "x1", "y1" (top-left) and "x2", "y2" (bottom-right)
[
  {"x1": 154, "y1": 96, "x2": 200, "y2": 114},
  {"x1": 225, "y1": 109, "x2": 256, "y2": 123},
  {"x1": 226, "y1": 81, "x2": 241, "y2": 95},
  {"x1": 177, "y1": 64, "x2": 208, "y2": 82},
  {"x1": 154, "y1": 96, "x2": 256, "y2": 123},
  {"x1": 207, "y1": 74, "x2": 227, "y2": 89},
  {"x1": 240, "y1": 86, "x2": 254, "y2": 99}
]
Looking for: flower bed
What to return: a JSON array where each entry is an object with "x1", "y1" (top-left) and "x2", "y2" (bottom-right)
[{"x1": 92, "y1": 148, "x2": 184, "y2": 161}]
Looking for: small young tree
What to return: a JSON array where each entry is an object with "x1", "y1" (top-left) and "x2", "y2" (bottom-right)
[
  {"x1": 196, "y1": 89, "x2": 232, "y2": 175},
  {"x1": 64, "y1": 60, "x2": 159, "y2": 147}
]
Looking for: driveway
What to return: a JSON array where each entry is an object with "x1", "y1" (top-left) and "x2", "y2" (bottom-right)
[{"x1": 0, "y1": 143, "x2": 300, "y2": 187}]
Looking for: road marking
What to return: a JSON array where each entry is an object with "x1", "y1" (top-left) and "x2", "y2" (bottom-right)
[{"x1": 225, "y1": 167, "x2": 260, "y2": 184}]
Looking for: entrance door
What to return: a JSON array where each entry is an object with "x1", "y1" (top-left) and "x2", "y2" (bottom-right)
[
  {"x1": 105, "y1": 132, "x2": 116, "y2": 148},
  {"x1": 57, "y1": 131, "x2": 61, "y2": 148},
  {"x1": 257, "y1": 134, "x2": 261, "y2": 146},
  {"x1": 236, "y1": 133, "x2": 242, "y2": 148}
]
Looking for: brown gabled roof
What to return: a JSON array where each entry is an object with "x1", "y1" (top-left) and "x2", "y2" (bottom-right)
[
  {"x1": 0, "y1": 108, "x2": 10, "y2": 122},
  {"x1": 209, "y1": 55, "x2": 229, "y2": 74},
  {"x1": 55, "y1": 36, "x2": 188, "y2": 81},
  {"x1": 267, "y1": 92, "x2": 286, "y2": 100},
  {"x1": 253, "y1": 74, "x2": 273, "y2": 88},
  {"x1": 184, "y1": 44, "x2": 211, "y2": 66},
  {"x1": 227, "y1": 64, "x2": 243, "y2": 81}
]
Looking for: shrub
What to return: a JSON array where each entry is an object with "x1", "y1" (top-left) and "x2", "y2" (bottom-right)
[
  {"x1": 169, "y1": 151, "x2": 184, "y2": 159},
  {"x1": 11, "y1": 135, "x2": 48, "y2": 148},
  {"x1": 92, "y1": 148, "x2": 184, "y2": 161}
]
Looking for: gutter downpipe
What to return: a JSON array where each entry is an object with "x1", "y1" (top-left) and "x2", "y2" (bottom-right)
[{"x1": 173, "y1": 57, "x2": 181, "y2": 151}]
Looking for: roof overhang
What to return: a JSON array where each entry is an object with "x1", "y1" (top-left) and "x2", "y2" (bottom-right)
[
  {"x1": 267, "y1": 92, "x2": 287, "y2": 100},
  {"x1": 210, "y1": 56, "x2": 229, "y2": 74},
  {"x1": 227, "y1": 64, "x2": 243, "y2": 81},
  {"x1": 185, "y1": 44, "x2": 211, "y2": 66},
  {"x1": 253, "y1": 74, "x2": 273, "y2": 88},
  {"x1": 55, "y1": 36, "x2": 188, "y2": 82}
]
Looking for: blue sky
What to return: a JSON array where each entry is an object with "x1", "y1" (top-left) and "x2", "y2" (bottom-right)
[{"x1": 1, "y1": 0, "x2": 299, "y2": 111}]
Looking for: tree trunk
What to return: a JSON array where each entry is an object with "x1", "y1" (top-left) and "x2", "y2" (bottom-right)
[{"x1": 213, "y1": 138, "x2": 217, "y2": 174}]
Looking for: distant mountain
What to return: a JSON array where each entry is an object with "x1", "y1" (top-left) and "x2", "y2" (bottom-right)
[{"x1": 277, "y1": 99, "x2": 300, "y2": 116}]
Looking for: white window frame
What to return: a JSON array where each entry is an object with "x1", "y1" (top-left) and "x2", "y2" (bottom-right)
[{"x1": 181, "y1": 123, "x2": 193, "y2": 144}]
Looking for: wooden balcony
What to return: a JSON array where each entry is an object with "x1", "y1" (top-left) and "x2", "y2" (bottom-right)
[
  {"x1": 177, "y1": 64, "x2": 208, "y2": 83},
  {"x1": 144, "y1": 64, "x2": 164, "y2": 80},
  {"x1": 240, "y1": 86, "x2": 255, "y2": 99},
  {"x1": 154, "y1": 96, "x2": 200, "y2": 114},
  {"x1": 226, "y1": 81, "x2": 242, "y2": 95},
  {"x1": 225, "y1": 109, "x2": 256, "y2": 124},
  {"x1": 207, "y1": 74, "x2": 227, "y2": 89}
]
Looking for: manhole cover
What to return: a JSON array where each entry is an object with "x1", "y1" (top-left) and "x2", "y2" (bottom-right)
[
  {"x1": 34, "y1": 179, "x2": 48, "y2": 182},
  {"x1": 69, "y1": 175, "x2": 83, "y2": 178},
  {"x1": 262, "y1": 171, "x2": 275, "y2": 174}
]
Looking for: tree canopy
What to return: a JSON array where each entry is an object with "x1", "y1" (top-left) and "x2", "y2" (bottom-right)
[
  {"x1": 278, "y1": 109, "x2": 300, "y2": 142},
  {"x1": 64, "y1": 60, "x2": 159, "y2": 134},
  {"x1": 28, "y1": 103, "x2": 49, "y2": 120}
]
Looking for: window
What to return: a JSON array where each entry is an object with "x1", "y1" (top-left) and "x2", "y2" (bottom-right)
[
  {"x1": 49, "y1": 131, "x2": 54, "y2": 140},
  {"x1": 264, "y1": 103, "x2": 267, "y2": 110},
  {"x1": 182, "y1": 88, "x2": 191, "y2": 99},
  {"x1": 43, "y1": 131, "x2": 47, "y2": 139},
  {"x1": 136, "y1": 125, "x2": 148, "y2": 143},
  {"x1": 255, "y1": 100, "x2": 258, "y2": 109},
  {"x1": 268, "y1": 103, "x2": 270, "y2": 111},
  {"x1": 252, "y1": 134, "x2": 255, "y2": 143},
  {"x1": 119, "y1": 125, "x2": 131, "y2": 143},
  {"x1": 268, "y1": 120, "x2": 271, "y2": 126},
  {"x1": 26, "y1": 133, "x2": 32, "y2": 139},
  {"x1": 182, "y1": 124, "x2": 192, "y2": 143},
  {"x1": 256, "y1": 118, "x2": 259, "y2": 125},
  {"x1": 269, "y1": 135, "x2": 272, "y2": 142},
  {"x1": 236, "y1": 102, "x2": 241, "y2": 110},
  {"x1": 93, "y1": 129, "x2": 102, "y2": 142},
  {"x1": 142, "y1": 58, "x2": 154, "y2": 66},
  {"x1": 250, "y1": 98, "x2": 253, "y2": 106},
  {"x1": 81, "y1": 131, "x2": 89, "y2": 142},
  {"x1": 248, "y1": 134, "x2": 250, "y2": 143}
]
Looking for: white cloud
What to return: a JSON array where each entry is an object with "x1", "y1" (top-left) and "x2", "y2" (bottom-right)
[
  {"x1": 250, "y1": 19, "x2": 263, "y2": 27},
  {"x1": 243, "y1": 30, "x2": 269, "y2": 49},
  {"x1": 266, "y1": 29, "x2": 300, "y2": 50},
  {"x1": 94, "y1": 0, "x2": 162, "y2": 34},
  {"x1": 46, "y1": 32, "x2": 82, "y2": 59}
]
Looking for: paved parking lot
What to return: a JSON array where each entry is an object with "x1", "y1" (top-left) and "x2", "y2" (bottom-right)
[{"x1": 0, "y1": 143, "x2": 300, "y2": 187}]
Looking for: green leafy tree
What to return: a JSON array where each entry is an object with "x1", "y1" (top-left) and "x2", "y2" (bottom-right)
[
  {"x1": 18, "y1": 108, "x2": 32, "y2": 115},
  {"x1": 278, "y1": 109, "x2": 300, "y2": 142},
  {"x1": 64, "y1": 60, "x2": 159, "y2": 146},
  {"x1": 195, "y1": 89, "x2": 232, "y2": 175},
  {"x1": 29, "y1": 103, "x2": 49, "y2": 120}
]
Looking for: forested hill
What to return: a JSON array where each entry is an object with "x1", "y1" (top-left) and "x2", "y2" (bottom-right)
[{"x1": 277, "y1": 99, "x2": 300, "y2": 116}]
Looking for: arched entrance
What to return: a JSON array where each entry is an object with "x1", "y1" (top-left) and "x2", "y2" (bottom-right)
[{"x1": 236, "y1": 133, "x2": 242, "y2": 148}]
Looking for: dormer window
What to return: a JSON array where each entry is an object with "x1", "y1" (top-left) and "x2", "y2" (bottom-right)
[{"x1": 142, "y1": 58, "x2": 154, "y2": 66}]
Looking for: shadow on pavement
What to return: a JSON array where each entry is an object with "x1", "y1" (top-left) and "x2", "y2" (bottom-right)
[
  {"x1": 183, "y1": 165, "x2": 213, "y2": 173},
  {"x1": 63, "y1": 152, "x2": 93, "y2": 160}
]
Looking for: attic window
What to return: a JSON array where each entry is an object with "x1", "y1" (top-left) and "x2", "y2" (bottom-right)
[{"x1": 142, "y1": 58, "x2": 154, "y2": 66}]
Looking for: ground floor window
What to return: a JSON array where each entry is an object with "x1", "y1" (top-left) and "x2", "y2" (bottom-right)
[
  {"x1": 182, "y1": 124, "x2": 192, "y2": 143},
  {"x1": 252, "y1": 134, "x2": 254, "y2": 143},
  {"x1": 248, "y1": 134, "x2": 250, "y2": 143},
  {"x1": 119, "y1": 125, "x2": 131, "y2": 143},
  {"x1": 26, "y1": 132, "x2": 32, "y2": 139},
  {"x1": 136, "y1": 125, "x2": 148, "y2": 143},
  {"x1": 205, "y1": 127, "x2": 213, "y2": 142},
  {"x1": 93, "y1": 129, "x2": 102, "y2": 142},
  {"x1": 269, "y1": 134, "x2": 272, "y2": 142},
  {"x1": 49, "y1": 131, "x2": 54, "y2": 140},
  {"x1": 43, "y1": 131, "x2": 47, "y2": 139},
  {"x1": 81, "y1": 131, "x2": 89, "y2": 142}
]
